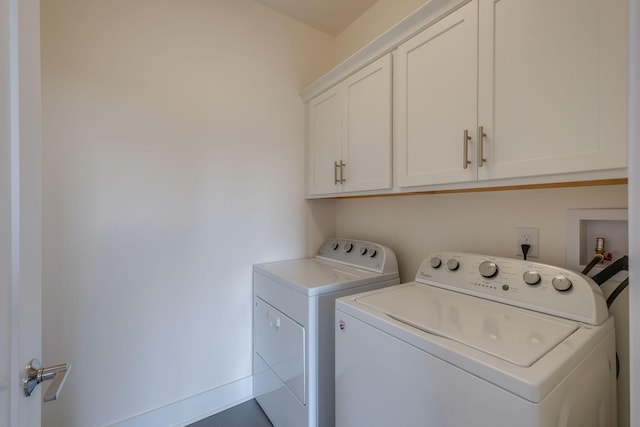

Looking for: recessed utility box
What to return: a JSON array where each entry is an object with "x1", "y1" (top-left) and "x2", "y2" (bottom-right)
[
  {"x1": 566, "y1": 208, "x2": 629, "y2": 427},
  {"x1": 566, "y1": 208, "x2": 628, "y2": 274}
]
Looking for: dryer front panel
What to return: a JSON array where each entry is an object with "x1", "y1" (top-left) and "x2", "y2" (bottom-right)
[{"x1": 254, "y1": 297, "x2": 305, "y2": 404}]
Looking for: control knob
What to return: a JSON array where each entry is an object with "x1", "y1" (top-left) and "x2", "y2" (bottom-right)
[
  {"x1": 447, "y1": 259, "x2": 460, "y2": 271},
  {"x1": 551, "y1": 275, "x2": 572, "y2": 292},
  {"x1": 430, "y1": 257, "x2": 442, "y2": 268},
  {"x1": 331, "y1": 242, "x2": 339, "y2": 250},
  {"x1": 523, "y1": 271, "x2": 541, "y2": 285},
  {"x1": 369, "y1": 249, "x2": 377, "y2": 258},
  {"x1": 360, "y1": 247, "x2": 368, "y2": 256},
  {"x1": 478, "y1": 261, "x2": 499, "y2": 278},
  {"x1": 344, "y1": 243, "x2": 353, "y2": 253}
]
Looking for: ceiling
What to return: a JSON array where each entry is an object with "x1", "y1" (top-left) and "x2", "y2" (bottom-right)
[{"x1": 252, "y1": 0, "x2": 379, "y2": 36}]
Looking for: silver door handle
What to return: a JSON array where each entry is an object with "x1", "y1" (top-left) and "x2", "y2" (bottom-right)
[
  {"x1": 339, "y1": 161, "x2": 346, "y2": 183},
  {"x1": 477, "y1": 126, "x2": 487, "y2": 167},
  {"x1": 463, "y1": 130, "x2": 471, "y2": 169},
  {"x1": 24, "y1": 359, "x2": 71, "y2": 402}
]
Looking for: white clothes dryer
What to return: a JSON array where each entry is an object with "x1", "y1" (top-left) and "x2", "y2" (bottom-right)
[
  {"x1": 335, "y1": 252, "x2": 616, "y2": 427},
  {"x1": 253, "y1": 238, "x2": 399, "y2": 427}
]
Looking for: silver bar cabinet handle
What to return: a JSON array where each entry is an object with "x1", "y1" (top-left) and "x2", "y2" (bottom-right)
[
  {"x1": 334, "y1": 161, "x2": 340, "y2": 185},
  {"x1": 477, "y1": 126, "x2": 487, "y2": 167},
  {"x1": 463, "y1": 130, "x2": 471, "y2": 169},
  {"x1": 339, "y1": 161, "x2": 346, "y2": 183},
  {"x1": 24, "y1": 359, "x2": 71, "y2": 402}
]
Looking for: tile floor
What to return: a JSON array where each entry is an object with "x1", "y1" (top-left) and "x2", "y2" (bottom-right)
[{"x1": 188, "y1": 399, "x2": 273, "y2": 427}]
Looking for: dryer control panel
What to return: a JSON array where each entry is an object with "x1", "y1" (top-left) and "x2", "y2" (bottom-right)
[
  {"x1": 416, "y1": 252, "x2": 608, "y2": 325},
  {"x1": 316, "y1": 239, "x2": 398, "y2": 274}
]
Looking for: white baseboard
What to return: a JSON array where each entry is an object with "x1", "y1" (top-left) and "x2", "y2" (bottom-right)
[{"x1": 109, "y1": 376, "x2": 253, "y2": 427}]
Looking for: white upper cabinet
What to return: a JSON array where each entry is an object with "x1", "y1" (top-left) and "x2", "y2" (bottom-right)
[
  {"x1": 395, "y1": 0, "x2": 627, "y2": 189},
  {"x1": 342, "y1": 54, "x2": 393, "y2": 193},
  {"x1": 396, "y1": 1, "x2": 479, "y2": 187},
  {"x1": 304, "y1": 0, "x2": 627, "y2": 196},
  {"x1": 477, "y1": 0, "x2": 628, "y2": 180},
  {"x1": 307, "y1": 87, "x2": 343, "y2": 196},
  {"x1": 307, "y1": 54, "x2": 392, "y2": 196}
]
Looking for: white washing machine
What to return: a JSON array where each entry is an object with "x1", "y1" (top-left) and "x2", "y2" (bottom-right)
[
  {"x1": 335, "y1": 252, "x2": 616, "y2": 427},
  {"x1": 253, "y1": 238, "x2": 399, "y2": 427}
]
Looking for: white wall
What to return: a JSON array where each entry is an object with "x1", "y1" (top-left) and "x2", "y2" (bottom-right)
[
  {"x1": 40, "y1": 1, "x2": 335, "y2": 425},
  {"x1": 2, "y1": 1, "x2": 42, "y2": 425},
  {"x1": 628, "y1": 1, "x2": 639, "y2": 425}
]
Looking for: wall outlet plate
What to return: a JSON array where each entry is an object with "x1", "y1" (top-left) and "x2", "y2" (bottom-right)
[{"x1": 516, "y1": 227, "x2": 539, "y2": 258}]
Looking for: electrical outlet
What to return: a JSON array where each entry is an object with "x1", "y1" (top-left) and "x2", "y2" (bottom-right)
[{"x1": 516, "y1": 227, "x2": 539, "y2": 258}]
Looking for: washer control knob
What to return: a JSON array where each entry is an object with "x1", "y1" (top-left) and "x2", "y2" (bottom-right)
[
  {"x1": 369, "y1": 249, "x2": 377, "y2": 258},
  {"x1": 331, "y1": 242, "x2": 340, "y2": 250},
  {"x1": 447, "y1": 259, "x2": 460, "y2": 271},
  {"x1": 552, "y1": 275, "x2": 573, "y2": 292},
  {"x1": 360, "y1": 247, "x2": 368, "y2": 256},
  {"x1": 523, "y1": 271, "x2": 541, "y2": 285},
  {"x1": 479, "y1": 261, "x2": 499, "y2": 278},
  {"x1": 344, "y1": 243, "x2": 353, "y2": 253},
  {"x1": 430, "y1": 257, "x2": 442, "y2": 268}
]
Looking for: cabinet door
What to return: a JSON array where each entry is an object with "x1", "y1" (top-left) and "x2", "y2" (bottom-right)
[
  {"x1": 307, "y1": 87, "x2": 342, "y2": 196},
  {"x1": 396, "y1": 1, "x2": 478, "y2": 188},
  {"x1": 477, "y1": 0, "x2": 627, "y2": 180},
  {"x1": 342, "y1": 54, "x2": 393, "y2": 193}
]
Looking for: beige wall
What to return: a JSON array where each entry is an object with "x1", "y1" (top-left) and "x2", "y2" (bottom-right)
[
  {"x1": 335, "y1": 0, "x2": 429, "y2": 62},
  {"x1": 40, "y1": 0, "x2": 334, "y2": 425},
  {"x1": 336, "y1": 186, "x2": 628, "y2": 282}
]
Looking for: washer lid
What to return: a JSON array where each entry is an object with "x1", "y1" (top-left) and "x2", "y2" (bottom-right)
[
  {"x1": 254, "y1": 258, "x2": 398, "y2": 296},
  {"x1": 356, "y1": 283, "x2": 578, "y2": 367}
]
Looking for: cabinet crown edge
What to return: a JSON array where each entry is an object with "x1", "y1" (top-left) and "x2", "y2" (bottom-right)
[{"x1": 299, "y1": 0, "x2": 469, "y2": 103}]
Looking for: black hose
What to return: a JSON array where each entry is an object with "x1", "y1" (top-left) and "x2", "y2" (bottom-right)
[
  {"x1": 605, "y1": 277, "x2": 628, "y2": 380},
  {"x1": 592, "y1": 255, "x2": 629, "y2": 286},
  {"x1": 606, "y1": 277, "x2": 629, "y2": 309},
  {"x1": 581, "y1": 254, "x2": 604, "y2": 275},
  {"x1": 598, "y1": 260, "x2": 629, "y2": 381}
]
